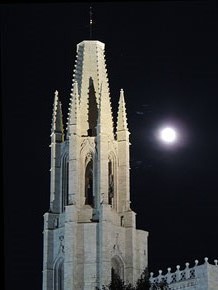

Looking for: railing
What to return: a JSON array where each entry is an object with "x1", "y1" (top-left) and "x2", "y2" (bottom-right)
[{"x1": 149, "y1": 257, "x2": 218, "y2": 286}]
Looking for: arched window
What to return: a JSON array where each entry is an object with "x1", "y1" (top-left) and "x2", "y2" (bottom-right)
[
  {"x1": 62, "y1": 155, "x2": 69, "y2": 212},
  {"x1": 54, "y1": 259, "x2": 64, "y2": 290},
  {"x1": 120, "y1": 216, "x2": 124, "y2": 227},
  {"x1": 108, "y1": 159, "x2": 114, "y2": 205},
  {"x1": 111, "y1": 256, "x2": 124, "y2": 281},
  {"x1": 85, "y1": 159, "x2": 93, "y2": 206}
]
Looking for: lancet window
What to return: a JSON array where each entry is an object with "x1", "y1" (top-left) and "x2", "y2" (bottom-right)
[
  {"x1": 108, "y1": 159, "x2": 114, "y2": 205},
  {"x1": 61, "y1": 154, "x2": 69, "y2": 212},
  {"x1": 54, "y1": 259, "x2": 64, "y2": 290},
  {"x1": 85, "y1": 159, "x2": 94, "y2": 206}
]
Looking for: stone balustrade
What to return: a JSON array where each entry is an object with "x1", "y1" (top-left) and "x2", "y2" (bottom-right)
[{"x1": 149, "y1": 257, "x2": 218, "y2": 287}]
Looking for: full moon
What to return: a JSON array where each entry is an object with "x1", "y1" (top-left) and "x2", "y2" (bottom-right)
[{"x1": 160, "y1": 127, "x2": 177, "y2": 143}]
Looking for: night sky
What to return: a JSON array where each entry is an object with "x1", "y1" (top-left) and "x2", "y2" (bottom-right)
[{"x1": 2, "y1": 2, "x2": 218, "y2": 290}]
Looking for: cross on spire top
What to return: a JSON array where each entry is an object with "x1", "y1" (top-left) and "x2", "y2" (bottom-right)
[{"x1": 89, "y1": 6, "x2": 93, "y2": 39}]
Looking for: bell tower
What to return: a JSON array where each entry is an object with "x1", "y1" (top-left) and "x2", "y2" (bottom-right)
[{"x1": 42, "y1": 40, "x2": 148, "y2": 290}]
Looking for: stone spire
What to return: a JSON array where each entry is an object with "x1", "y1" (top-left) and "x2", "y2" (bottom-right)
[
  {"x1": 50, "y1": 90, "x2": 64, "y2": 212},
  {"x1": 116, "y1": 88, "x2": 130, "y2": 211},
  {"x1": 116, "y1": 89, "x2": 129, "y2": 140},
  {"x1": 51, "y1": 90, "x2": 64, "y2": 142},
  {"x1": 71, "y1": 40, "x2": 114, "y2": 138}
]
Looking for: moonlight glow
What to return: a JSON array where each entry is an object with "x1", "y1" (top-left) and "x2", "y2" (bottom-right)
[{"x1": 160, "y1": 127, "x2": 177, "y2": 143}]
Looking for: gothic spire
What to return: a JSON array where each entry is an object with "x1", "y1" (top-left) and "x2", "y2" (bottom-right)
[
  {"x1": 51, "y1": 90, "x2": 64, "y2": 141},
  {"x1": 71, "y1": 40, "x2": 114, "y2": 138},
  {"x1": 117, "y1": 89, "x2": 129, "y2": 132}
]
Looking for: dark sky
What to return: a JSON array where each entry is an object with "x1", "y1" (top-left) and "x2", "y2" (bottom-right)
[{"x1": 2, "y1": 2, "x2": 218, "y2": 289}]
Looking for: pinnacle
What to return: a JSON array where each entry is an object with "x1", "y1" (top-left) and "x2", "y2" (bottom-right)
[
  {"x1": 51, "y1": 90, "x2": 64, "y2": 137},
  {"x1": 117, "y1": 88, "x2": 128, "y2": 132}
]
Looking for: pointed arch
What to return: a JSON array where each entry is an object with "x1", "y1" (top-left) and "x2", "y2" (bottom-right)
[
  {"x1": 85, "y1": 157, "x2": 94, "y2": 206},
  {"x1": 80, "y1": 139, "x2": 96, "y2": 207},
  {"x1": 54, "y1": 257, "x2": 64, "y2": 290},
  {"x1": 111, "y1": 255, "x2": 124, "y2": 281},
  {"x1": 83, "y1": 152, "x2": 96, "y2": 207}
]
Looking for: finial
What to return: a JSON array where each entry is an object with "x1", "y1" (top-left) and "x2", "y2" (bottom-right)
[
  {"x1": 89, "y1": 5, "x2": 93, "y2": 39},
  {"x1": 214, "y1": 259, "x2": 218, "y2": 266},
  {"x1": 158, "y1": 270, "x2": 162, "y2": 276},
  {"x1": 195, "y1": 260, "x2": 199, "y2": 266},
  {"x1": 204, "y1": 257, "x2": 208, "y2": 263},
  {"x1": 185, "y1": 262, "x2": 189, "y2": 268},
  {"x1": 167, "y1": 267, "x2": 171, "y2": 273}
]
